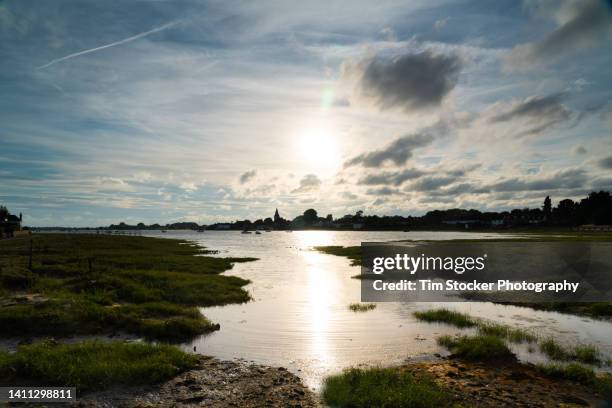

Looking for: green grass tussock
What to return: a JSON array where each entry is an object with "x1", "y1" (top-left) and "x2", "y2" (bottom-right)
[
  {"x1": 322, "y1": 366, "x2": 451, "y2": 408},
  {"x1": 437, "y1": 334, "x2": 515, "y2": 361},
  {"x1": 539, "y1": 338, "x2": 602, "y2": 365},
  {"x1": 478, "y1": 323, "x2": 537, "y2": 343},
  {"x1": 348, "y1": 303, "x2": 376, "y2": 312},
  {"x1": 0, "y1": 340, "x2": 197, "y2": 392},
  {"x1": 414, "y1": 309, "x2": 477, "y2": 328}
]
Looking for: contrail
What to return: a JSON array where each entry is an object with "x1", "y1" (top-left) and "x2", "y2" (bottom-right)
[{"x1": 36, "y1": 21, "x2": 178, "y2": 70}]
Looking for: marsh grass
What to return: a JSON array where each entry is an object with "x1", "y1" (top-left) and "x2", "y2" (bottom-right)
[
  {"x1": 0, "y1": 340, "x2": 197, "y2": 392},
  {"x1": 437, "y1": 334, "x2": 515, "y2": 361},
  {"x1": 314, "y1": 246, "x2": 362, "y2": 266},
  {"x1": 539, "y1": 338, "x2": 601, "y2": 365},
  {"x1": 348, "y1": 303, "x2": 376, "y2": 312},
  {"x1": 321, "y1": 366, "x2": 451, "y2": 408},
  {"x1": 414, "y1": 309, "x2": 536, "y2": 343},
  {"x1": 414, "y1": 309, "x2": 477, "y2": 328},
  {"x1": 0, "y1": 234, "x2": 255, "y2": 341},
  {"x1": 418, "y1": 309, "x2": 604, "y2": 365},
  {"x1": 478, "y1": 323, "x2": 537, "y2": 343}
]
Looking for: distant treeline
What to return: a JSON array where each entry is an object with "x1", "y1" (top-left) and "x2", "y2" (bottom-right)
[{"x1": 30, "y1": 190, "x2": 612, "y2": 231}]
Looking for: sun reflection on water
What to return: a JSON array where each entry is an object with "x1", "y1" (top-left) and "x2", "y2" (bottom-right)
[{"x1": 297, "y1": 231, "x2": 337, "y2": 369}]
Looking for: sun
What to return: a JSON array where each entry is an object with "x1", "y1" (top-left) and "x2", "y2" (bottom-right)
[{"x1": 295, "y1": 123, "x2": 340, "y2": 173}]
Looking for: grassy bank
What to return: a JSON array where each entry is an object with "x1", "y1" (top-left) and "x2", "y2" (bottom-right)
[
  {"x1": 0, "y1": 340, "x2": 197, "y2": 392},
  {"x1": 0, "y1": 234, "x2": 256, "y2": 341},
  {"x1": 415, "y1": 308, "x2": 606, "y2": 365},
  {"x1": 322, "y1": 366, "x2": 451, "y2": 408}
]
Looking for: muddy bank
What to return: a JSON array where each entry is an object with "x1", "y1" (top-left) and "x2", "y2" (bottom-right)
[
  {"x1": 405, "y1": 359, "x2": 606, "y2": 407},
  {"x1": 72, "y1": 356, "x2": 319, "y2": 407}
]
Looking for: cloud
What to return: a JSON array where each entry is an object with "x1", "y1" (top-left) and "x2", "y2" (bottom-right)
[
  {"x1": 345, "y1": 132, "x2": 434, "y2": 168},
  {"x1": 357, "y1": 50, "x2": 462, "y2": 111},
  {"x1": 489, "y1": 93, "x2": 570, "y2": 123},
  {"x1": 505, "y1": 0, "x2": 612, "y2": 70},
  {"x1": 408, "y1": 175, "x2": 459, "y2": 192},
  {"x1": 366, "y1": 186, "x2": 400, "y2": 196},
  {"x1": 239, "y1": 169, "x2": 257, "y2": 184},
  {"x1": 480, "y1": 168, "x2": 588, "y2": 193},
  {"x1": 485, "y1": 93, "x2": 573, "y2": 137},
  {"x1": 291, "y1": 174, "x2": 321, "y2": 193},
  {"x1": 573, "y1": 145, "x2": 587, "y2": 155},
  {"x1": 359, "y1": 168, "x2": 426, "y2": 186},
  {"x1": 598, "y1": 156, "x2": 612, "y2": 169},
  {"x1": 97, "y1": 177, "x2": 133, "y2": 192},
  {"x1": 341, "y1": 191, "x2": 358, "y2": 200}
]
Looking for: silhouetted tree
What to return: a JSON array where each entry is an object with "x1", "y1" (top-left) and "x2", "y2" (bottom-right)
[
  {"x1": 543, "y1": 196, "x2": 552, "y2": 221},
  {"x1": 303, "y1": 209, "x2": 318, "y2": 224}
]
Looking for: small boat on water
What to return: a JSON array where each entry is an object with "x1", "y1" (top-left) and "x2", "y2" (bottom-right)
[
  {"x1": 161, "y1": 230, "x2": 167, "y2": 233},
  {"x1": 241, "y1": 230, "x2": 251, "y2": 234},
  {"x1": 255, "y1": 231, "x2": 262, "y2": 235}
]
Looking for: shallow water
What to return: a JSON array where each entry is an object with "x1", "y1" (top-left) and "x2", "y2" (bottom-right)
[{"x1": 146, "y1": 230, "x2": 612, "y2": 389}]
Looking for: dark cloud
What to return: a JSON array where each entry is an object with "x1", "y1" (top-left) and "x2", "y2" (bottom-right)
[
  {"x1": 359, "y1": 168, "x2": 426, "y2": 186},
  {"x1": 291, "y1": 174, "x2": 321, "y2": 193},
  {"x1": 345, "y1": 132, "x2": 434, "y2": 168},
  {"x1": 430, "y1": 183, "x2": 475, "y2": 197},
  {"x1": 598, "y1": 156, "x2": 612, "y2": 169},
  {"x1": 481, "y1": 168, "x2": 588, "y2": 193},
  {"x1": 573, "y1": 145, "x2": 587, "y2": 155},
  {"x1": 239, "y1": 169, "x2": 257, "y2": 184},
  {"x1": 489, "y1": 94, "x2": 571, "y2": 123},
  {"x1": 408, "y1": 175, "x2": 459, "y2": 192},
  {"x1": 359, "y1": 50, "x2": 462, "y2": 111},
  {"x1": 366, "y1": 186, "x2": 400, "y2": 196},
  {"x1": 506, "y1": 0, "x2": 612, "y2": 70},
  {"x1": 486, "y1": 93, "x2": 574, "y2": 137},
  {"x1": 372, "y1": 198, "x2": 388, "y2": 206}
]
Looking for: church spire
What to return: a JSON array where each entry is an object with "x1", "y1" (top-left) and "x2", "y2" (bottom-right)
[{"x1": 274, "y1": 208, "x2": 280, "y2": 222}]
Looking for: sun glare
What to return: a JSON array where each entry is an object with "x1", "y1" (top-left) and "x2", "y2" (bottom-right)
[{"x1": 295, "y1": 123, "x2": 340, "y2": 172}]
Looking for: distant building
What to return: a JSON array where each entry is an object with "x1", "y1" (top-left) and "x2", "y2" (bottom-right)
[
  {"x1": 274, "y1": 208, "x2": 281, "y2": 223},
  {"x1": 0, "y1": 208, "x2": 22, "y2": 239},
  {"x1": 215, "y1": 223, "x2": 231, "y2": 230}
]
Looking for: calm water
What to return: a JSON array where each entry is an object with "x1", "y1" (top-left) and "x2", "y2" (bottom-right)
[{"x1": 146, "y1": 230, "x2": 612, "y2": 389}]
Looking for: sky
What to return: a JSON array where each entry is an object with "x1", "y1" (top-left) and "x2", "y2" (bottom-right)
[{"x1": 1, "y1": 0, "x2": 611, "y2": 227}]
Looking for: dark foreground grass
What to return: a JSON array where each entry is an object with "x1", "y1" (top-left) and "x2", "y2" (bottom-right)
[
  {"x1": 437, "y1": 334, "x2": 515, "y2": 361},
  {"x1": 322, "y1": 366, "x2": 451, "y2": 408},
  {"x1": 0, "y1": 234, "x2": 256, "y2": 341},
  {"x1": 536, "y1": 363, "x2": 612, "y2": 398},
  {"x1": 0, "y1": 340, "x2": 197, "y2": 392}
]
